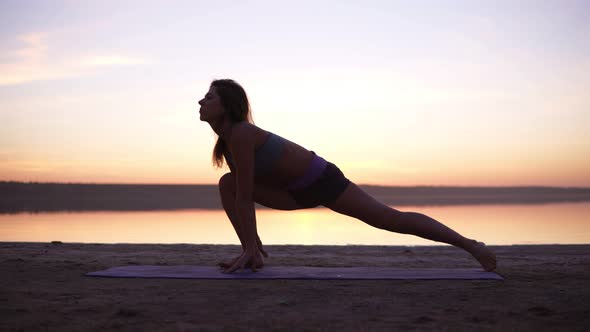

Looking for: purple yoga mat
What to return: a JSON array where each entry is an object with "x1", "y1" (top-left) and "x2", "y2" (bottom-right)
[{"x1": 86, "y1": 265, "x2": 503, "y2": 280}]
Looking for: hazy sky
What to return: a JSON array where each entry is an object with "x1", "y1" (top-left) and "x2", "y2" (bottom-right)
[{"x1": 1, "y1": 0, "x2": 589, "y2": 186}]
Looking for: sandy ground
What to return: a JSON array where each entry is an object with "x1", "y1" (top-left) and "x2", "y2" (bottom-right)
[{"x1": 1, "y1": 242, "x2": 589, "y2": 331}]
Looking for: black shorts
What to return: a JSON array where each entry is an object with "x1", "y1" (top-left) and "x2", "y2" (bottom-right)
[{"x1": 287, "y1": 162, "x2": 351, "y2": 208}]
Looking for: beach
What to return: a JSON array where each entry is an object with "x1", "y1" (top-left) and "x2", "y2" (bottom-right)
[{"x1": 1, "y1": 243, "x2": 588, "y2": 331}]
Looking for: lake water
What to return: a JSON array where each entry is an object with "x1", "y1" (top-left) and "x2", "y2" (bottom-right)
[{"x1": 0, "y1": 202, "x2": 588, "y2": 245}]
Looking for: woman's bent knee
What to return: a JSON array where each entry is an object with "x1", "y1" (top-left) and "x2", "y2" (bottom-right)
[{"x1": 218, "y1": 173, "x2": 235, "y2": 193}]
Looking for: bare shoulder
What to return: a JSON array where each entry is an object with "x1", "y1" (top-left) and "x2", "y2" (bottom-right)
[{"x1": 228, "y1": 122, "x2": 266, "y2": 150}]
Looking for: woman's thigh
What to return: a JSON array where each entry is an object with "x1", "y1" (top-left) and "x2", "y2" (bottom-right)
[
  {"x1": 323, "y1": 181, "x2": 400, "y2": 228},
  {"x1": 253, "y1": 184, "x2": 306, "y2": 211},
  {"x1": 220, "y1": 172, "x2": 306, "y2": 211}
]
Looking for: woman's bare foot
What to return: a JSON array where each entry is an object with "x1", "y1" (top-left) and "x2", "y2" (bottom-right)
[{"x1": 465, "y1": 240, "x2": 497, "y2": 271}]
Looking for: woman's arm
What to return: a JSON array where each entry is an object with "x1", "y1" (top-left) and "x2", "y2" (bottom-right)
[
  {"x1": 223, "y1": 124, "x2": 264, "y2": 272},
  {"x1": 231, "y1": 124, "x2": 257, "y2": 249},
  {"x1": 223, "y1": 144, "x2": 268, "y2": 258}
]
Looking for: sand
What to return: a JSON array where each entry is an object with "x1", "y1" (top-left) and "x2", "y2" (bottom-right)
[{"x1": 1, "y1": 242, "x2": 589, "y2": 331}]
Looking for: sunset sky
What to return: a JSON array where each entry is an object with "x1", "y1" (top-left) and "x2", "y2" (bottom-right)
[{"x1": 1, "y1": 0, "x2": 588, "y2": 187}]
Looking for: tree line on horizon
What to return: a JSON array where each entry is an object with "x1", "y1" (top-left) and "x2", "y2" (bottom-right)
[{"x1": 1, "y1": 181, "x2": 589, "y2": 214}]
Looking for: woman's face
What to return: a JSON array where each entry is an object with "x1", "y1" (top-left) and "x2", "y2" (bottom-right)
[{"x1": 198, "y1": 87, "x2": 224, "y2": 122}]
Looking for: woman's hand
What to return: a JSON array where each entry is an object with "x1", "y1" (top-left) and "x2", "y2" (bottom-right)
[
  {"x1": 218, "y1": 254, "x2": 264, "y2": 270},
  {"x1": 222, "y1": 247, "x2": 265, "y2": 273},
  {"x1": 257, "y1": 236, "x2": 269, "y2": 258},
  {"x1": 217, "y1": 255, "x2": 242, "y2": 269},
  {"x1": 218, "y1": 240, "x2": 268, "y2": 270}
]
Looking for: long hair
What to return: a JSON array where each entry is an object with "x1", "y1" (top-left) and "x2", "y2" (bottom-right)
[{"x1": 210, "y1": 79, "x2": 255, "y2": 169}]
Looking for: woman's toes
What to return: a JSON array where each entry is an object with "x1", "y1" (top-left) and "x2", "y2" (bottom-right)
[{"x1": 469, "y1": 241, "x2": 497, "y2": 271}]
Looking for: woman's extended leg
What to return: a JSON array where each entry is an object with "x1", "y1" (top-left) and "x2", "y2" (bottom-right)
[{"x1": 323, "y1": 182, "x2": 496, "y2": 271}]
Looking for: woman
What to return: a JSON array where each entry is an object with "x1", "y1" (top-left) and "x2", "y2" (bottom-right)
[{"x1": 198, "y1": 78, "x2": 496, "y2": 274}]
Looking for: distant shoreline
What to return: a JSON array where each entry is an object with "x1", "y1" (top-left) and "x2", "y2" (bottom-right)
[{"x1": 1, "y1": 181, "x2": 589, "y2": 213}]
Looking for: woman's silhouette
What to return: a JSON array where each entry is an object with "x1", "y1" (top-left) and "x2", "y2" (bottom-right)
[{"x1": 198, "y1": 78, "x2": 496, "y2": 273}]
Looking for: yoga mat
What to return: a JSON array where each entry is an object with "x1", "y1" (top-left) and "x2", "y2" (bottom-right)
[{"x1": 86, "y1": 265, "x2": 503, "y2": 280}]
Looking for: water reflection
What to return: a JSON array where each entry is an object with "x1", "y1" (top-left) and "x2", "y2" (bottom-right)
[{"x1": 0, "y1": 203, "x2": 588, "y2": 245}]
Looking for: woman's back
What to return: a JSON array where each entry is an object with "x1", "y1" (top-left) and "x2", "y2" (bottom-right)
[{"x1": 224, "y1": 122, "x2": 317, "y2": 190}]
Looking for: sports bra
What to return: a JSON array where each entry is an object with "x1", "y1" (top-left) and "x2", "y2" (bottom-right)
[{"x1": 223, "y1": 132, "x2": 284, "y2": 177}]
